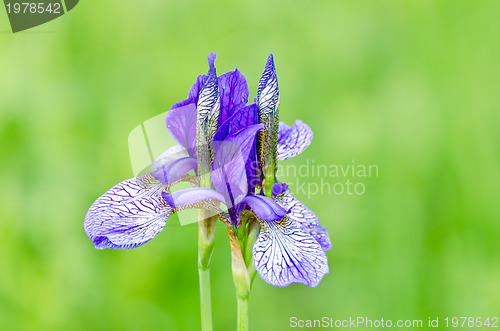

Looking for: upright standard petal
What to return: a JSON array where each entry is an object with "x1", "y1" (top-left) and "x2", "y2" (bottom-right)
[
  {"x1": 188, "y1": 53, "x2": 217, "y2": 103},
  {"x1": 275, "y1": 190, "x2": 332, "y2": 251},
  {"x1": 214, "y1": 103, "x2": 261, "y2": 192},
  {"x1": 168, "y1": 53, "x2": 220, "y2": 155},
  {"x1": 187, "y1": 54, "x2": 218, "y2": 104},
  {"x1": 188, "y1": 74, "x2": 206, "y2": 103},
  {"x1": 213, "y1": 103, "x2": 259, "y2": 142},
  {"x1": 252, "y1": 215, "x2": 329, "y2": 287},
  {"x1": 277, "y1": 120, "x2": 313, "y2": 160},
  {"x1": 212, "y1": 124, "x2": 264, "y2": 211},
  {"x1": 84, "y1": 174, "x2": 172, "y2": 250},
  {"x1": 257, "y1": 54, "x2": 280, "y2": 197},
  {"x1": 229, "y1": 103, "x2": 259, "y2": 133},
  {"x1": 218, "y1": 69, "x2": 249, "y2": 127},
  {"x1": 165, "y1": 100, "x2": 197, "y2": 156},
  {"x1": 190, "y1": 65, "x2": 248, "y2": 128}
]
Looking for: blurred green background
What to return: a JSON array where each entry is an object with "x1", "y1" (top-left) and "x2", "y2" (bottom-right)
[{"x1": 1, "y1": 0, "x2": 500, "y2": 330}]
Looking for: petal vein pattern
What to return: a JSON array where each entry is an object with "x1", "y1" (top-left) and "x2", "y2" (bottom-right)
[
  {"x1": 84, "y1": 174, "x2": 172, "y2": 250},
  {"x1": 277, "y1": 120, "x2": 313, "y2": 160},
  {"x1": 253, "y1": 216, "x2": 329, "y2": 287},
  {"x1": 275, "y1": 190, "x2": 332, "y2": 251}
]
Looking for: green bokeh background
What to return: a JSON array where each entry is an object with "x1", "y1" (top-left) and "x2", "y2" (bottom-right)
[{"x1": 1, "y1": 1, "x2": 499, "y2": 330}]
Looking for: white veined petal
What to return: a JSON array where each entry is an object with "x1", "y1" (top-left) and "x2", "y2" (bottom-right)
[
  {"x1": 84, "y1": 174, "x2": 172, "y2": 250},
  {"x1": 253, "y1": 216, "x2": 329, "y2": 287},
  {"x1": 275, "y1": 190, "x2": 332, "y2": 251},
  {"x1": 277, "y1": 120, "x2": 313, "y2": 160}
]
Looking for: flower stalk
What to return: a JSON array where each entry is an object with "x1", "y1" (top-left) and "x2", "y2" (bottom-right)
[
  {"x1": 198, "y1": 265, "x2": 213, "y2": 331},
  {"x1": 228, "y1": 228, "x2": 250, "y2": 331},
  {"x1": 237, "y1": 295, "x2": 249, "y2": 331}
]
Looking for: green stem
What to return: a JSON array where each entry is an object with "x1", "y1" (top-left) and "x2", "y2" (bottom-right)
[
  {"x1": 237, "y1": 295, "x2": 249, "y2": 331},
  {"x1": 199, "y1": 268, "x2": 213, "y2": 331},
  {"x1": 198, "y1": 210, "x2": 217, "y2": 331},
  {"x1": 228, "y1": 228, "x2": 250, "y2": 331}
]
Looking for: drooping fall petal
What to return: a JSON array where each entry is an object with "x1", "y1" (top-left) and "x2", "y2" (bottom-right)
[
  {"x1": 275, "y1": 190, "x2": 332, "y2": 251},
  {"x1": 84, "y1": 174, "x2": 172, "y2": 250},
  {"x1": 252, "y1": 215, "x2": 329, "y2": 287}
]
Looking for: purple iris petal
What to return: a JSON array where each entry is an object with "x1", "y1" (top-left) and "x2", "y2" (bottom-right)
[
  {"x1": 213, "y1": 104, "x2": 261, "y2": 192},
  {"x1": 165, "y1": 100, "x2": 197, "y2": 156},
  {"x1": 167, "y1": 55, "x2": 218, "y2": 154},
  {"x1": 218, "y1": 69, "x2": 249, "y2": 127},
  {"x1": 187, "y1": 54, "x2": 217, "y2": 102},
  {"x1": 207, "y1": 52, "x2": 217, "y2": 67},
  {"x1": 212, "y1": 124, "x2": 264, "y2": 207},
  {"x1": 275, "y1": 190, "x2": 332, "y2": 251},
  {"x1": 277, "y1": 120, "x2": 313, "y2": 160},
  {"x1": 213, "y1": 103, "x2": 259, "y2": 142},
  {"x1": 245, "y1": 141, "x2": 260, "y2": 192},
  {"x1": 151, "y1": 157, "x2": 197, "y2": 185},
  {"x1": 84, "y1": 174, "x2": 172, "y2": 250},
  {"x1": 232, "y1": 103, "x2": 261, "y2": 191},
  {"x1": 161, "y1": 187, "x2": 226, "y2": 208},
  {"x1": 271, "y1": 182, "x2": 289, "y2": 196},
  {"x1": 229, "y1": 103, "x2": 259, "y2": 132},
  {"x1": 252, "y1": 215, "x2": 329, "y2": 287},
  {"x1": 189, "y1": 59, "x2": 248, "y2": 130},
  {"x1": 188, "y1": 74, "x2": 206, "y2": 102},
  {"x1": 237, "y1": 195, "x2": 287, "y2": 222}
]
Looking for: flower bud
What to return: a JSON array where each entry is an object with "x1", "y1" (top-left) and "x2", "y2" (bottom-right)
[{"x1": 257, "y1": 54, "x2": 280, "y2": 197}]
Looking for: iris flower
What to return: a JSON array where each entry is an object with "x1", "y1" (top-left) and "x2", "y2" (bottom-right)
[{"x1": 84, "y1": 54, "x2": 331, "y2": 288}]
